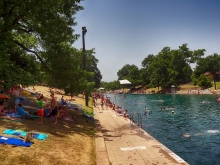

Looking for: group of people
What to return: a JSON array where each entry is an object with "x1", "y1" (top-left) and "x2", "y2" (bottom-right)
[
  {"x1": 0, "y1": 85, "x2": 75, "y2": 124},
  {"x1": 37, "y1": 93, "x2": 74, "y2": 124},
  {"x1": 0, "y1": 86, "x2": 31, "y2": 118},
  {"x1": 92, "y1": 93, "x2": 130, "y2": 118},
  {"x1": 92, "y1": 93, "x2": 112, "y2": 110},
  {"x1": 36, "y1": 92, "x2": 60, "y2": 124}
]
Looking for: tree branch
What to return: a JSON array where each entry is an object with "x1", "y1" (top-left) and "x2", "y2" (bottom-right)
[
  {"x1": 16, "y1": 28, "x2": 33, "y2": 33},
  {"x1": 12, "y1": 15, "x2": 24, "y2": 26},
  {"x1": 16, "y1": 22, "x2": 33, "y2": 33},
  {"x1": 13, "y1": 40, "x2": 50, "y2": 71}
]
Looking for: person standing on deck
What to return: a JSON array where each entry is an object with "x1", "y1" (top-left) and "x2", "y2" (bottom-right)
[
  {"x1": 100, "y1": 95, "x2": 104, "y2": 110},
  {"x1": 105, "y1": 97, "x2": 110, "y2": 110},
  {"x1": 50, "y1": 93, "x2": 58, "y2": 124}
]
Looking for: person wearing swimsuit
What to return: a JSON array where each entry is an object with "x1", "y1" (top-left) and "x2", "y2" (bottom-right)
[{"x1": 50, "y1": 93, "x2": 58, "y2": 124}]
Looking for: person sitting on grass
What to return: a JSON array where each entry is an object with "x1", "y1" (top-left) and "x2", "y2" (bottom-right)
[
  {"x1": 61, "y1": 96, "x2": 67, "y2": 105},
  {"x1": 0, "y1": 104, "x2": 6, "y2": 116},
  {"x1": 17, "y1": 103, "x2": 30, "y2": 118},
  {"x1": 57, "y1": 105, "x2": 73, "y2": 119},
  {"x1": 44, "y1": 105, "x2": 52, "y2": 118}
]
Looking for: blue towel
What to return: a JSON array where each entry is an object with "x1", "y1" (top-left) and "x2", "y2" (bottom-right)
[
  {"x1": 0, "y1": 136, "x2": 31, "y2": 147},
  {"x1": 5, "y1": 113, "x2": 22, "y2": 118},
  {"x1": 3, "y1": 129, "x2": 48, "y2": 140}
]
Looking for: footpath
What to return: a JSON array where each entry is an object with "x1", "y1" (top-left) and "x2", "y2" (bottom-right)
[{"x1": 94, "y1": 106, "x2": 189, "y2": 165}]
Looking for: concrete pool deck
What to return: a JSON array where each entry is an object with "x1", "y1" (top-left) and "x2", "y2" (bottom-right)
[{"x1": 94, "y1": 107, "x2": 189, "y2": 165}]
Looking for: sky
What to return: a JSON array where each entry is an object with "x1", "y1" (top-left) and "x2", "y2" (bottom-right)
[{"x1": 73, "y1": 0, "x2": 220, "y2": 82}]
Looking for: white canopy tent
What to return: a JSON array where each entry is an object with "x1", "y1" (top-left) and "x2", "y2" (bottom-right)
[
  {"x1": 114, "y1": 80, "x2": 132, "y2": 115},
  {"x1": 119, "y1": 79, "x2": 132, "y2": 85}
]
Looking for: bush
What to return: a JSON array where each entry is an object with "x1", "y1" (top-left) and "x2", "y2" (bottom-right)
[
  {"x1": 198, "y1": 75, "x2": 212, "y2": 89},
  {"x1": 192, "y1": 78, "x2": 198, "y2": 85}
]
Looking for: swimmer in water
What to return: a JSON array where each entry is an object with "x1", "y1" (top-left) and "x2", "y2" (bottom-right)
[
  {"x1": 182, "y1": 133, "x2": 191, "y2": 138},
  {"x1": 144, "y1": 110, "x2": 150, "y2": 116},
  {"x1": 201, "y1": 100, "x2": 207, "y2": 104}
]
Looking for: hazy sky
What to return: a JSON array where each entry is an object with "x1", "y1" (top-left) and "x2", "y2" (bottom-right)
[{"x1": 73, "y1": 0, "x2": 220, "y2": 82}]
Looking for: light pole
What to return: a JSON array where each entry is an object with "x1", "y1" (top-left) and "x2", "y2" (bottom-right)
[{"x1": 82, "y1": 26, "x2": 89, "y2": 106}]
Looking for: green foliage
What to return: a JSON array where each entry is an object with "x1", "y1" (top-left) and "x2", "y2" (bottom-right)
[
  {"x1": 100, "y1": 81, "x2": 121, "y2": 91},
  {"x1": 117, "y1": 64, "x2": 143, "y2": 87},
  {"x1": 192, "y1": 78, "x2": 199, "y2": 86},
  {"x1": 145, "y1": 44, "x2": 204, "y2": 89},
  {"x1": 191, "y1": 74, "x2": 198, "y2": 85},
  {"x1": 0, "y1": 0, "x2": 102, "y2": 96},
  {"x1": 84, "y1": 49, "x2": 102, "y2": 88},
  {"x1": 197, "y1": 74, "x2": 212, "y2": 89},
  {"x1": 194, "y1": 53, "x2": 220, "y2": 78}
]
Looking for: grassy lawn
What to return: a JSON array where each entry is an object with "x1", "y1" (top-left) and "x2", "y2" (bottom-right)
[{"x1": 0, "y1": 86, "x2": 95, "y2": 165}]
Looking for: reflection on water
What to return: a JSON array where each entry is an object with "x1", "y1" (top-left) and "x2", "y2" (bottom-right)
[{"x1": 107, "y1": 94, "x2": 220, "y2": 165}]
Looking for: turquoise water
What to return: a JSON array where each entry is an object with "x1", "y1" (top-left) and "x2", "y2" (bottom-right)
[{"x1": 107, "y1": 94, "x2": 220, "y2": 165}]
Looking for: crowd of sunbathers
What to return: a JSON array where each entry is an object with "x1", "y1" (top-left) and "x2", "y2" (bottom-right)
[{"x1": 0, "y1": 86, "x2": 75, "y2": 123}]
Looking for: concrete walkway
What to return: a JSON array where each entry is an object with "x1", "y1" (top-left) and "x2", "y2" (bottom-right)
[{"x1": 94, "y1": 107, "x2": 189, "y2": 165}]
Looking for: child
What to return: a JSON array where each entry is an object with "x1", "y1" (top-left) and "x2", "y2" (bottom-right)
[{"x1": 37, "y1": 94, "x2": 44, "y2": 124}]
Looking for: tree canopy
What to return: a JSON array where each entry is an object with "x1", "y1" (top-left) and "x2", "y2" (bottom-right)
[
  {"x1": 0, "y1": 0, "x2": 102, "y2": 94},
  {"x1": 102, "y1": 44, "x2": 215, "y2": 91}
]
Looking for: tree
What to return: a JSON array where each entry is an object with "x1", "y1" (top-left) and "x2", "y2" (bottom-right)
[
  {"x1": 141, "y1": 54, "x2": 155, "y2": 86},
  {"x1": 146, "y1": 44, "x2": 205, "y2": 89},
  {"x1": 194, "y1": 54, "x2": 220, "y2": 77},
  {"x1": 197, "y1": 74, "x2": 212, "y2": 89},
  {"x1": 84, "y1": 49, "x2": 102, "y2": 89},
  {"x1": 117, "y1": 64, "x2": 132, "y2": 80},
  {"x1": 0, "y1": 0, "x2": 84, "y2": 90},
  {"x1": 142, "y1": 54, "x2": 155, "y2": 68},
  {"x1": 101, "y1": 81, "x2": 120, "y2": 91},
  {"x1": 117, "y1": 64, "x2": 143, "y2": 87}
]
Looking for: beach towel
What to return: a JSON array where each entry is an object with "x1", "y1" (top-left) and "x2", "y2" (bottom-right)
[
  {"x1": 68, "y1": 105, "x2": 83, "y2": 111},
  {"x1": 83, "y1": 113, "x2": 94, "y2": 120},
  {"x1": 5, "y1": 113, "x2": 22, "y2": 118},
  {"x1": 3, "y1": 129, "x2": 48, "y2": 140},
  {"x1": 0, "y1": 136, "x2": 31, "y2": 147}
]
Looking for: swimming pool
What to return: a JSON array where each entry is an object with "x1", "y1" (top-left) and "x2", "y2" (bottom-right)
[{"x1": 107, "y1": 93, "x2": 220, "y2": 165}]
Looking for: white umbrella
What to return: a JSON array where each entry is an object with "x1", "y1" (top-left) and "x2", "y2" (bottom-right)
[
  {"x1": 98, "y1": 87, "x2": 104, "y2": 90},
  {"x1": 119, "y1": 79, "x2": 132, "y2": 85}
]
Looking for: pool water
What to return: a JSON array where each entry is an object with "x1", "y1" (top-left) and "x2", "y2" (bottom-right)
[{"x1": 107, "y1": 94, "x2": 220, "y2": 165}]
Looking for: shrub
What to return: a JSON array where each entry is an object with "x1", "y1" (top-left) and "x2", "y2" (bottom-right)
[{"x1": 198, "y1": 74, "x2": 212, "y2": 89}]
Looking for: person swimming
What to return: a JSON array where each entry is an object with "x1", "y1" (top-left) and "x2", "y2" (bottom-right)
[
  {"x1": 144, "y1": 110, "x2": 150, "y2": 116},
  {"x1": 182, "y1": 133, "x2": 191, "y2": 138}
]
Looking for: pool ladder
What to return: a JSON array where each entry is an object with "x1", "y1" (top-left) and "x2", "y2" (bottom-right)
[{"x1": 129, "y1": 111, "x2": 142, "y2": 128}]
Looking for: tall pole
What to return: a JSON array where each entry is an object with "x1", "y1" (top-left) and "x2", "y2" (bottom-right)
[{"x1": 82, "y1": 26, "x2": 89, "y2": 106}]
